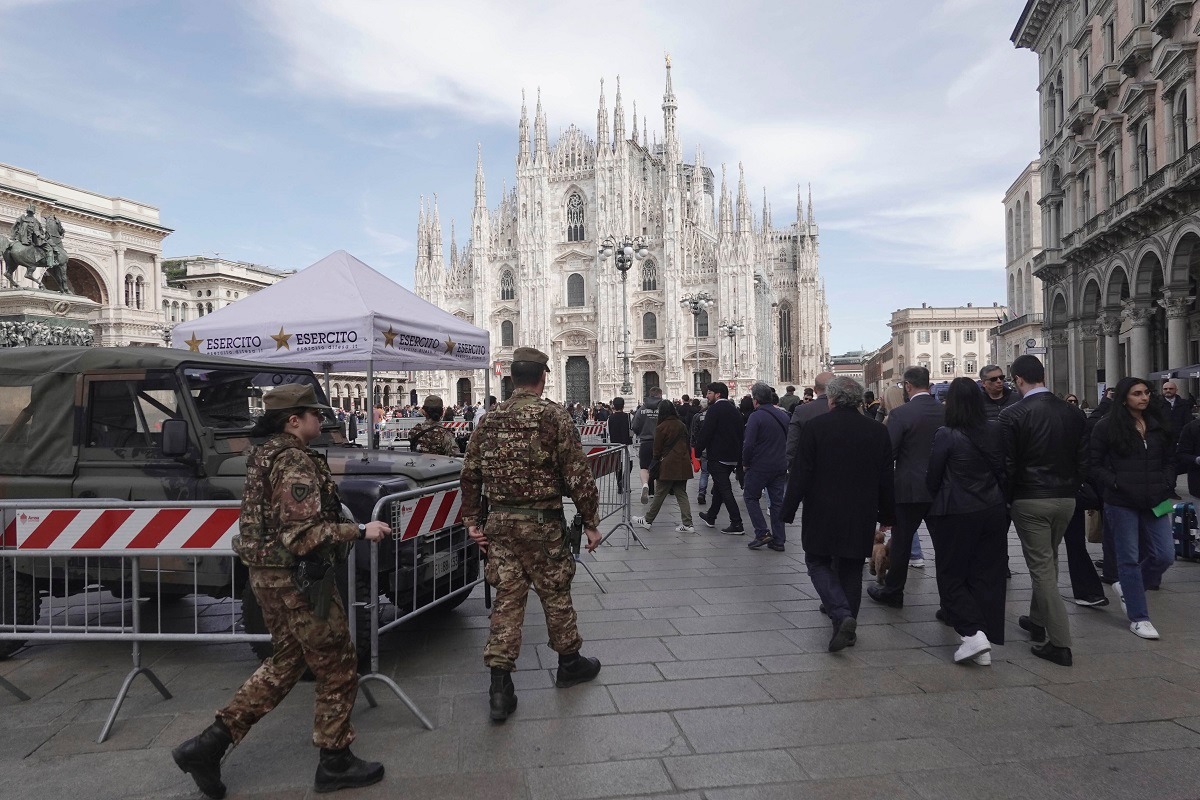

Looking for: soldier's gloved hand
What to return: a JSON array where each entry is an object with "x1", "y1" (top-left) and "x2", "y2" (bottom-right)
[
  {"x1": 584, "y1": 527, "x2": 601, "y2": 553},
  {"x1": 469, "y1": 525, "x2": 488, "y2": 554},
  {"x1": 363, "y1": 521, "x2": 389, "y2": 542}
]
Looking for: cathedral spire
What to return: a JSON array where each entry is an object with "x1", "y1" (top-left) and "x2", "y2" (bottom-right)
[
  {"x1": 534, "y1": 88, "x2": 548, "y2": 162},
  {"x1": 631, "y1": 99, "x2": 638, "y2": 146},
  {"x1": 518, "y1": 90, "x2": 530, "y2": 165},
  {"x1": 796, "y1": 183, "x2": 804, "y2": 227},
  {"x1": 613, "y1": 76, "x2": 625, "y2": 144},
  {"x1": 474, "y1": 144, "x2": 487, "y2": 209},
  {"x1": 762, "y1": 187, "x2": 771, "y2": 231},
  {"x1": 662, "y1": 52, "x2": 679, "y2": 165},
  {"x1": 430, "y1": 193, "x2": 443, "y2": 264},
  {"x1": 450, "y1": 218, "x2": 458, "y2": 269},
  {"x1": 596, "y1": 79, "x2": 609, "y2": 149},
  {"x1": 807, "y1": 183, "x2": 815, "y2": 225},
  {"x1": 736, "y1": 162, "x2": 751, "y2": 231},
  {"x1": 718, "y1": 163, "x2": 733, "y2": 237}
]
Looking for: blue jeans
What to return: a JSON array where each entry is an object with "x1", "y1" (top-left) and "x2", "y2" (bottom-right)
[
  {"x1": 743, "y1": 470, "x2": 787, "y2": 543},
  {"x1": 910, "y1": 530, "x2": 924, "y2": 560},
  {"x1": 1104, "y1": 503, "x2": 1175, "y2": 622},
  {"x1": 698, "y1": 456, "x2": 709, "y2": 493}
]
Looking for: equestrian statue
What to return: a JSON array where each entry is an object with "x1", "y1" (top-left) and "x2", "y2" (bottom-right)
[{"x1": 2, "y1": 204, "x2": 74, "y2": 294}]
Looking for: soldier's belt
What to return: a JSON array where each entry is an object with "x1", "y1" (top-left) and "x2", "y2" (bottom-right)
[{"x1": 488, "y1": 504, "x2": 564, "y2": 523}]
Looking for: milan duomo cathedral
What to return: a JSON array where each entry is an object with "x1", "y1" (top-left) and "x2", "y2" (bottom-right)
[{"x1": 414, "y1": 59, "x2": 829, "y2": 407}]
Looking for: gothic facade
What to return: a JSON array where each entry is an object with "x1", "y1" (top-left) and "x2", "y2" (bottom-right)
[{"x1": 413, "y1": 62, "x2": 829, "y2": 406}]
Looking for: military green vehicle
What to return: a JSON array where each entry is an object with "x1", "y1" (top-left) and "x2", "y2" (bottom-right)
[{"x1": 0, "y1": 347, "x2": 478, "y2": 661}]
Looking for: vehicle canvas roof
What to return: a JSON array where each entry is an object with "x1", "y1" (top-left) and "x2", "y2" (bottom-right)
[{"x1": 0, "y1": 346, "x2": 286, "y2": 375}]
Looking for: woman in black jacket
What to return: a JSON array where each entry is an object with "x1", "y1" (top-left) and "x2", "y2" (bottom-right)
[
  {"x1": 925, "y1": 378, "x2": 1008, "y2": 666},
  {"x1": 1089, "y1": 377, "x2": 1177, "y2": 640}
]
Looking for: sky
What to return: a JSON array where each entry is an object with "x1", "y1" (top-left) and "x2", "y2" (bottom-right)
[{"x1": 0, "y1": 0, "x2": 1039, "y2": 354}]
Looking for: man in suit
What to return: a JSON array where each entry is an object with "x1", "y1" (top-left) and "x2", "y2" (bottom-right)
[
  {"x1": 1162, "y1": 381, "x2": 1194, "y2": 444},
  {"x1": 782, "y1": 376, "x2": 895, "y2": 651},
  {"x1": 786, "y1": 372, "x2": 834, "y2": 463},
  {"x1": 695, "y1": 381, "x2": 746, "y2": 534},
  {"x1": 868, "y1": 366, "x2": 945, "y2": 609}
]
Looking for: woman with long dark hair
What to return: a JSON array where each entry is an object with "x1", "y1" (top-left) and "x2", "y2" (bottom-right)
[
  {"x1": 925, "y1": 377, "x2": 1008, "y2": 665},
  {"x1": 632, "y1": 400, "x2": 696, "y2": 533},
  {"x1": 1088, "y1": 376, "x2": 1177, "y2": 639}
]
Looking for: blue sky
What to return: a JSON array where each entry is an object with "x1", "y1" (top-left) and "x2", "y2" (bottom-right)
[{"x1": 0, "y1": 0, "x2": 1038, "y2": 354}]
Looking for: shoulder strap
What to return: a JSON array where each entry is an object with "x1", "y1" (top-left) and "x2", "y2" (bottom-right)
[{"x1": 960, "y1": 429, "x2": 1005, "y2": 490}]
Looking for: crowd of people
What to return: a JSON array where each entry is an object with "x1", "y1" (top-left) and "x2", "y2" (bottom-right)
[{"x1": 607, "y1": 356, "x2": 1190, "y2": 666}]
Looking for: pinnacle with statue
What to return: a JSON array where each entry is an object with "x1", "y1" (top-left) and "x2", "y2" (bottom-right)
[{"x1": 2, "y1": 203, "x2": 76, "y2": 294}]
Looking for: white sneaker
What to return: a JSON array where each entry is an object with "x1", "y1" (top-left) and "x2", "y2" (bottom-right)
[
  {"x1": 631, "y1": 516, "x2": 651, "y2": 530},
  {"x1": 675, "y1": 524, "x2": 696, "y2": 534},
  {"x1": 953, "y1": 631, "x2": 991, "y2": 663},
  {"x1": 972, "y1": 650, "x2": 992, "y2": 666},
  {"x1": 1130, "y1": 621, "x2": 1160, "y2": 640},
  {"x1": 909, "y1": 558, "x2": 926, "y2": 568},
  {"x1": 1114, "y1": 581, "x2": 1126, "y2": 613}
]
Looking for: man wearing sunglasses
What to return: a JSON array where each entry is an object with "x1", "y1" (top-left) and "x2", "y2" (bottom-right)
[{"x1": 980, "y1": 365, "x2": 1019, "y2": 421}]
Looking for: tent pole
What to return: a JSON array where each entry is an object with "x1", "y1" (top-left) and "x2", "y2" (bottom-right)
[
  {"x1": 365, "y1": 360, "x2": 375, "y2": 460},
  {"x1": 322, "y1": 362, "x2": 331, "y2": 402},
  {"x1": 484, "y1": 366, "x2": 491, "y2": 411}
]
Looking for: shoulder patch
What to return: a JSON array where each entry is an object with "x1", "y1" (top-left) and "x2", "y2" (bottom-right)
[{"x1": 291, "y1": 483, "x2": 312, "y2": 502}]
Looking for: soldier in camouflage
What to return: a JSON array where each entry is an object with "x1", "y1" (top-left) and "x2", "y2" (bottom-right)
[
  {"x1": 172, "y1": 383, "x2": 390, "y2": 799},
  {"x1": 408, "y1": 395, "x2": 460, "y2": 456},
  {"x1": 461, "y1": 346, "x2": 603, "y2": 722}
]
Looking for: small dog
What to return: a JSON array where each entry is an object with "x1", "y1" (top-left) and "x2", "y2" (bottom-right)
[{"x1": 869, "y1": 530, "x2": 890, "y2": 584}]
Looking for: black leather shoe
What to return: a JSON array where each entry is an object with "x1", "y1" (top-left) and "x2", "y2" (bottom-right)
[
  {"x1": 1018, "y1": 615, "x2": 1046, "y2": 642},
  {"x1": 767, "y1": 542, "x2": 786, "y2": 552},
  {"x1": 172, "y1": 719, "x2": 233, "y2": 799},
  {"x1": 697, "y1": 491, "x2": 706, "y2": 506},
  {"x1": 314, "y1": 747, "x2": 385, "y2": 793},
  {"x1": 828, "y1": 617, "x2": 857, "y2": 652},
  {"x1": 867, "y1": 585, "x2": 903, "y2": 608},
  {"x1": 488, "y1": 667, "x2": 518, "y2": 722},
  {"x1": 556, "y1": 652, "x2": 601, "y2": 687},
  {"x1": 1030, "y1": 641, "x2": 1073, "y2": 667},
  {"x1": 935, "y1": 608, "x2": 953, "y2": 626}
]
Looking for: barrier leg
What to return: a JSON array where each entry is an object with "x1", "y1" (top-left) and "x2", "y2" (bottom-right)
[
  {"x1": 0, "y1": 674, "x2": 30, "y2": 702},
  {"x1": 600, "y1": 453, "x2": 649, "y2": 551},
  {"x1": 98, "y1": 558, "x2": 171, "y2": 744},
  {"x1": 573, "y1": 555, "x2": 606, "y2": 593},
  {"x1": 358, "y1": 673, "x2": 434, "y2": 730}
]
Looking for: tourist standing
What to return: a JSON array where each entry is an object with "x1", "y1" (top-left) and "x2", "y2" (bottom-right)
[{"x1": 632, "y1": 401, "x2": 695, "y2": 533}]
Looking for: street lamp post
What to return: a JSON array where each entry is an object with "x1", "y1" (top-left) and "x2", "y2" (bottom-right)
[
  {"x1": 718, "y1": 319, "x2": 745, "y2": 382},
  {"x1": 680, "y1": 292, "x2": 715, "y2": 395},
  {"x1": 598, "y1": 234, "x2": 650, "y2": 396}
]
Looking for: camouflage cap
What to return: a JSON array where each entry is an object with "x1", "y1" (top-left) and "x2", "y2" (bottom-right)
[
  {"x1": 512, "y1": 346, "x2": 550, "y2": 372},
  {"x1": 422, "y1": 394, "x2": 444, "y2": 411},
  {"x1": 262, "y1": 383, "x2": 331, "y2": 412}
]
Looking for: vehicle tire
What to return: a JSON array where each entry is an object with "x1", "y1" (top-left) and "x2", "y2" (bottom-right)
[
  {"x1": 0, "y1": 562, "x2": 39, "y2": 660},
  {"x1": 241, "y1": 569, "x2": 372, "y2": 668}
]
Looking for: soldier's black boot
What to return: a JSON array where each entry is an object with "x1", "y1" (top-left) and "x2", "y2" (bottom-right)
[
  {"x1": 555, "y1": 651, "x2": 602, "y2": 688},
  {"x1": 172, "y1": 718, "x2": 233, "y2": 799},
  {"x1": 489, "y1": 667, "x2": 518, "y2": 722},
  {"x1": 313, "y1": 747, "x2": 385, "y2": 793}
]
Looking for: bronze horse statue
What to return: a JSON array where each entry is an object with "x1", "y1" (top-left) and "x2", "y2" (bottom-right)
[{"x1": 1, "y1": 214, "x2": 74, "y2": 294}]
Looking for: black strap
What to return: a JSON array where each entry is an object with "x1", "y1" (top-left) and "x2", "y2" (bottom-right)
[
  {"x1": 961, "y1": 430, "x2": 1005, "y2": 491},
  {"x1": 760, "y1": 407, "x2": 788, "y2": 436}
]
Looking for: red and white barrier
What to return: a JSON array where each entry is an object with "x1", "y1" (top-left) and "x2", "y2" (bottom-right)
[
  {"x1": 441, "y1": 421, "x2": 472, "y2": 433},
  {"x1": 7, "y1": 507, "x2": 241, "y2": 552},
  {"x1": 396, "y1": 489, "x2": 463, "y2": 542},
  {"x1": 577, "y1": 423, "x2": 607, "y2": 437}
]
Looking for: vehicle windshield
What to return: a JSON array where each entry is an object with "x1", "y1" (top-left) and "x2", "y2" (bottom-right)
[{"x1": 181, "y1": 367, "x2": 339, "y2": 434}]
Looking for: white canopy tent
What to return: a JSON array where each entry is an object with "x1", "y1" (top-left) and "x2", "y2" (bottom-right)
[{"x1": 170, "y1": 250, "x2": 490, "y2": 446}]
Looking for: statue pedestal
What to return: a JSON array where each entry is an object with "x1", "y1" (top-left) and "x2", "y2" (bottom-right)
[{"x1": 0, "y1": 289, "x2": 98, "y2": 346}]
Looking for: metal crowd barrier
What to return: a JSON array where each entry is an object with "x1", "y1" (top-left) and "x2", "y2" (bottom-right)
[
  {"x1": 577, "y1": 422, "x2": 609, "y2": 443},
  {"x1": 0, "y1": 498, "x2": 270, "y2": 743}
]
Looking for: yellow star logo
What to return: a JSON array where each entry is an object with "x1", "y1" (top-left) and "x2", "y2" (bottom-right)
[
  {"x1": 382, "y1": 326, "x2": 398, "y2": 348},
  {"x1": 184, "y1": 332, "x2": 202, "y2": 352},
  {"x1": 271, "y1": 326, "x2": 292, "y2": 350},
  {"x1": 444, "y1": 336, "x2": 456, "y2": 354}
]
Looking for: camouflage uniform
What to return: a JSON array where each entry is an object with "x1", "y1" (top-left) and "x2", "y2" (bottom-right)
[
  {"x1": 221, "y1": 432, "x2": 359, "y2": 750},
  {"x1": 461, "y1": 388, "x2": 600, "y2": 671},
  {"x1": 409, "y1": 419, "x2": 460, "y2": 456}
]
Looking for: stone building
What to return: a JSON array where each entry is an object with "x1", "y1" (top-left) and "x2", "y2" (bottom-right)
[
  {"x1": 991, "y1": 161, "x2": 1049, "y2": 382},
  {"x1": 1013, "y1": 0, "x2": 1200, "y2": 399},
  {"x1": 889, "y1": 303, "x2": 1008, "y2": 383},
  {"x1": 413, "y1": 60, "x2": 830, "y2": 406}
]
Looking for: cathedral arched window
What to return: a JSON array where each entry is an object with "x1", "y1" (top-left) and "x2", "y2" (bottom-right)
[
  {"x1": 500, "y1": 270, "x2": 515, "y2": 301},
  {"x1": 777, "y1": 303, "x2": 794, "y2": 383},
  {"x1": 642, "y1": 311, "x2": 658, "y2": 341},
  {"x1": 567, "y1": 273, "x2": 585, "y2": 307},
  {"x1": 501, "y1": 320, "x2": 514, "y2": 347},
  {"x1": 641, "y1": 261, "x2": 657, "y2": 291},
  {"x1": 695, "y1": 309, "x2": 709, "y2": 338},
  {"x1": 566, "y1": 193, "x2": 585, "y2": 242}
]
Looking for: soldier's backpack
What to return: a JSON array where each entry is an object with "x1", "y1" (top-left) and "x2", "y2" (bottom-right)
[{"x1": 476, "y1": 396, "x2": 562, "y2": 500}]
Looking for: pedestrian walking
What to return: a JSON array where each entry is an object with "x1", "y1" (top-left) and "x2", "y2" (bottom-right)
[
  {"x1": 742, "y1": 382, "x2": 790, "y2": 552},
  {"x1": 608, "y1": 396, "x2": 633, "y2": 493},
  {"x1": 868, "y1": 366, "x2": 944, "y2": 610},
  {"x1": 695, "y1": 381, "x2": 746, "y2": 534},
  {"x1": 632, "y1": 401, "x2": 695, "y2": 533},
  {"x1": 460, "y1": 347, "x2": 602, "y2": 723},
  {"x1": 408, "y1": 395, "x2": 459, "y2": 456},
  {"x1": 1000, "y1": 355, "x2": 1086, "y2": 667},
  {"x1": 980, "y1": 364, "x2": 1019, "y2": 421},
  {"x1": 780, "y1": 385, "x2": 801, "y2": 414},
  {"x1": 1089, "y1": 377, "x2": 1178, "y2": 640},
  {"x1": 924, "y1": 378, "x2": 1008, "y2": 665},
  {"x1": 782, "y1": 377, "x2": 895, "y2": 651},
  {"x1": 786, "y1": 372, "x2": 833, "y2": 462},
  {"x1": 631, "y1": 386, "x2": 665, "y2": 504},
  {"x1": 691, "y1": 398, "x2": 710, "y2": 505},
  {"x1": 172, "y1": 384, "x2": 389, "y2": 799},
  {"x1": 1161, "y1": 380, "x2": 1194, "y2": 446}
]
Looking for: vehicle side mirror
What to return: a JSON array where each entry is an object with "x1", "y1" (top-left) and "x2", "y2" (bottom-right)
[{"x1": 161, "y1": 418, "x2": 190, "y2": 457}]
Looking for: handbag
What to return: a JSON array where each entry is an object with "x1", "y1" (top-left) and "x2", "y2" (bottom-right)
[
  {"x1": 648, "y1": 429, "x2": 684, "y2": 482},
  {"x1": 1085, "y1": 509, "x2": 1103, "y2": 543}
]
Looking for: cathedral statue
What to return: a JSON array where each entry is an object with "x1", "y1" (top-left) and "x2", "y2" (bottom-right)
[{"x1": 2, "y1": 204, "x2": 75, "y2": 294}]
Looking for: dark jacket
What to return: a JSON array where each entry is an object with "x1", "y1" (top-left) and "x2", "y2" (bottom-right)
[
  {"x1": 1177, "y1": 417, "x2": 1200, "y2": 497},
  {"x1": 926, "y1": 423, "x2": 1006, "y2": 516},
  {"x1": 741, "y1": 404, "x2": 790, "y2": 476},
  {"x1": 999, "y1": 391, "x2": 1086, "y2": 500},
  {"x1": 982, "y1": 386, "x2": 1020, "y2": 422},
  {"x1": 630, "y1": 397, "x2": 662, "y2": 443},
  {"x1": 690, "y1": 408, "x2": 707, "y2": 450},
  {"x1": 1163, "y1": 395, "x2": 1195, "y2": 442},
  {"x1": 608, "y1": 411, "x2": 632, "y2": 445},
  {"x1": 782, "y1": 406, "x2": 895, "y2": 559},
  {"x1": 695, "y1": 397, "x2": 743, "y2": 464},
  {"x1": 886, "y1": 393, "x2": 945, "y2": 504},
  {"x1": 652, "y1": 418, "x2": 693, "y2": 481},
  {"x1": 1089, "y1": 414, "x2": 1177, "y2": 510},
  {"x1": 785, "y1": 394, "x2": 830, "y2": 462},
  {"x1": 677, "y1": 402, "x2": 697, "y2": 431}
]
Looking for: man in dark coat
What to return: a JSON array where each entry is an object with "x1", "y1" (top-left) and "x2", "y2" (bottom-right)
[
  {"x1": 783, "y1": 377, "x2": 895, "y2": 652},
  {"x1": 786, "y1": 372, "x2": 833, "y2": 462},
  {"x1": 608, "y1": 397, "x2": 633, "y2": 493},
  {"x1": 868, "y1": 365, "x2": 945, "y2": 608},
  {"x1": 980, "y1": 364, "x2": 1019, "y2": 422},
  {"x1": 1162, "y1": 381, "x2": 1194, "y2": 443},
  {"x1": 695, "y1": 381, "x2": 745, "y2": 533}
]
